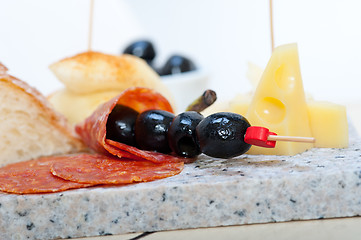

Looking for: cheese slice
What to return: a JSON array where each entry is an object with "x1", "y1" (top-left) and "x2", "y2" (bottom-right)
[
  {"x1": 48, "y1": 89, "x2": 122, "y2": 124},
  {"x1": 245, "y1": 43, "x2": 314, "y2": 155},
  {"x1": 307, "y1": 101, "x2": 348, "y2": 148}
]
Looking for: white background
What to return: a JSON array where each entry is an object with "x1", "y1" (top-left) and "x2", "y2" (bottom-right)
[{"x1": 1, "y1": 0, "x2": 360, "y2": 104}]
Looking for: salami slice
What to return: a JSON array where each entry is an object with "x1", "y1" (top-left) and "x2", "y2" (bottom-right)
[
  {"x1": 115, "y1": 87, "x2": 174, "y2": 114},
  {"x1": 50, "y1": 153, "x2": 184, "y2": 184},
  {"x1": 0, "y1": 156, "x2": 94, "y2": 194},
  {"x1": 75, "y1": 87, "x2": 186, "y2": 163}
]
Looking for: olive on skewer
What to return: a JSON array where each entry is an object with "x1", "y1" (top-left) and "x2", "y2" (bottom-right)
[
  {"x1": 106, "y1": 104, "x2": 139, "y2": 146},
  {"x1": 135, "y1": 110, "x2": 175, "y2": 153},
  {"x1": 168, "y1": 111, "x2": 204, "y2": 158},
  {"x1": 196, "y1": 112, "x2": 251, "y2": 158}
]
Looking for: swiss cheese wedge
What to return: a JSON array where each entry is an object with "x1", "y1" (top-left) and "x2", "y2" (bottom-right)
[{"x1": 245, "y1": 43, "x2": 314, "y2": 155}]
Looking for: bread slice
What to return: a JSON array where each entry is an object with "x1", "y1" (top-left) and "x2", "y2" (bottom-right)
[
  {"x1": 49, "y1": 51, "x2": 172, "y2": 98},
  {"x1": 0, "y1": 63, "x2": 85, "y2": 166}
]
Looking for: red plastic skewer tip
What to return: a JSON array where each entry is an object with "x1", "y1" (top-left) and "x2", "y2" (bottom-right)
[{"x1": 244, "y1": 126, "x2": 277, "y2": 148}]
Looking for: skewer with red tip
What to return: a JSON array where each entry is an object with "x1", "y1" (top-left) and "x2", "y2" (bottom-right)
[{"x1": 244, "y1": 126, "x2": 316, "y2": 148}]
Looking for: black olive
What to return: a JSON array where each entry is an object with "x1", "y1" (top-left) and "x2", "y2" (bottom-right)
[
  {"x1": 135, "y1": 110, "x2": 175, "y2": 153},
  {"x1": 159, "y1": 55, "x2": 196, "y2": 76},
  {"x1": 196, "y1": 112, "x2": 251, "y2": 158},
  {"x1": 168, "y1": 111, "x2": 204, "y2": 157},
  {"x1": 106, "y1": 105, "x2": 139, "y2": 146},
  {"x1": 123, "y1": 40, "x2": 156, "y2": 64}
]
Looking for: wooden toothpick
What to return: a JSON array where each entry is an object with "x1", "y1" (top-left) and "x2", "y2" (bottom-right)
[
  {"x1": 269, "y1": 0, "x2": 275, "y2": 52},
  {"x1": 88, "y1": 0, "x2": 94, "y2": 51},
  {"x1": 268, "y1": 135, "x2": 316, "y2": 143}
]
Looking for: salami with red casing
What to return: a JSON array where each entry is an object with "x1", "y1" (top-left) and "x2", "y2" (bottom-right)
[
  {"x1": 0, "y1": 156, "x2": 95, "y2": 194},
  {"x1": 50, "y1": 153, "x2": 184, "y2": 184}
]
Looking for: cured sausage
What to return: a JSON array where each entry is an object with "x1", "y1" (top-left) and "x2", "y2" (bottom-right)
[
  {"x1": 0, "y1": 156, "x2": 94, "y2": 194},
  {"x1": 50, "y1": 153, "x2": 184, "y2": 184},
  {"x1": 75, "y1": 87, "x2": 187, "y2": 163}
]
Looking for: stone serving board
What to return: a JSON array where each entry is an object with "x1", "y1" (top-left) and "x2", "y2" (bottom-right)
[{"x1": 1, "y1": 127, "x2": 360, "y2": 240}]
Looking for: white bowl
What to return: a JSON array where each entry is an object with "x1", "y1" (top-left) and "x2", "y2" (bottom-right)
[{"x1": 161, "y1": 69, "x2": 209, "y2": 113}]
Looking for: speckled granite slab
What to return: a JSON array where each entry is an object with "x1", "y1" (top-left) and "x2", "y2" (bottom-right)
[{"x1": 1, "y1": 127, "x2": 360, "y2": 240}]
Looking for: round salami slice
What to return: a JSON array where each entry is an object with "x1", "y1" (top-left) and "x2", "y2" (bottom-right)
[
  {"x1": 50, "y1": 153, "x2": 184, "y2": 184},
  {"x1": 115, "y1": 86, "x2": 174, "y2": 114},
  {"x1": 75, "y1": 87, "x2": 187, "y2": 163},
  {"x1": 0, "y1": 156, "x2": 95, "y2": 194}
]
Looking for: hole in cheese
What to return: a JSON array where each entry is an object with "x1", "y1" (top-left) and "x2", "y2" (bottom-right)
[{"x1": 255, "y1": 97, "x2": 286, "y2": 124}]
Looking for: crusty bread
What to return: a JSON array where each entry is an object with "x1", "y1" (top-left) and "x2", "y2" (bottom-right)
[
  {"x1": 0, "y1": 63, "x2": 85, "y2": 166},
  {"x1": 48, "y1": 51, "x2": 175, "y2": 124},
  {"x1": 49, "y1": 51, "x2": 172, "y2": 97}
]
